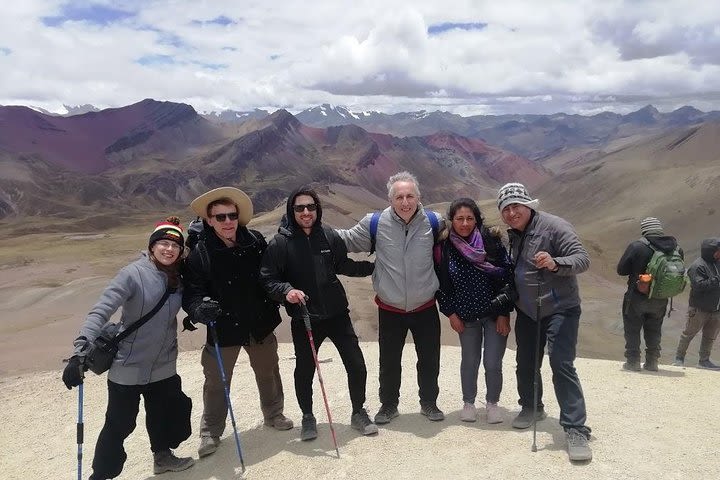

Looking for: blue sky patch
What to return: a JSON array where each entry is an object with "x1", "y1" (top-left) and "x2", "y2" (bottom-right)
[
  {"x1": 193, "y1": 61, "x2": 228, "y2": 70},
  {"x1": 428, "y1": 22, "x2": 488, "y2": 35},
  {"x1": 42, "y1": 4, "x2": 136, "y2": 27},
  {"x1": 0, "y1": 47, "x2": 11, "y2": 55},
  {"x1": 137, "y1": 54, "x2": 176, "y2": 66},
  {"x1": 270, "y1": 54, "x2": 280, "y2": 60},
  {"x1": 191, "y1": 15, "x2": 236, "y2": 27}
]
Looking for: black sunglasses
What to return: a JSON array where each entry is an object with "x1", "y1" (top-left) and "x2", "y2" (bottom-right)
[
  {"x1": 211, "y1": 212, "x2": 239, "y2": 222},
  {"x1": 293, "y1": 203, "x2": 317, "y2": 213}
]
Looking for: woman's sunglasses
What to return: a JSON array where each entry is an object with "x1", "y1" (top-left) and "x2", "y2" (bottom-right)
[
  {"x1": 211, "y1": 212, "x2": 239, "y2": 222},
  {"x1": 293, "y1": 203, "x2": 317, "y2": 213}
]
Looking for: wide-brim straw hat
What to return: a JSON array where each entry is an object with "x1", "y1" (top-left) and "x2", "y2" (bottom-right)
[{"x1": 190, "y1": 187, "x2": 253, "y2": 226}]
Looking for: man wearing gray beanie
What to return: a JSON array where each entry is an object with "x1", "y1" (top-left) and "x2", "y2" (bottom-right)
[
  {"x1": 617, "y1": 217, "x2": 683, "y2": 372},
  {"x1": 497, "y1": 182, "x2": 592, "y2": 462}
]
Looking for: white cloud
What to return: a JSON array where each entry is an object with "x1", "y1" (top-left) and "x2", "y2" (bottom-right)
[{"x1": 0, "y1": 0, "x2": 719, "y2": 115}]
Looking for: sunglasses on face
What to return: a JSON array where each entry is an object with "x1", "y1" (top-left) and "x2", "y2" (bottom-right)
[
  {"x1": 293, "y1": 203, "x2": 317, "y2": 213},
  {"x1": 211, "y1": 212, "x2": 239, "y2": 222}
]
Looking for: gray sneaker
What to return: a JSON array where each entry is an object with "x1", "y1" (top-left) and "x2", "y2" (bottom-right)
[
  {"x1": 622, "y1": 360, "x2": 642, "y2": 372},
  {"x1": 698, "y1": 359, "x2": 720, "y2": 370},
  {"x1": 420, "y1": 403, "x2": 445, "y2": 421},
  {"x1": 153, "y1": 449, "x2": 195, "y2": 474},
  {"x1": 671, "y1": 357, "x2": 685, "y2": 367},
  {"x1": 566, "y1": 428, "x2": 592, "y2": 462},
  {"x1": 374, "y1": 405, "x2": 399, "y2": 425},
  {"x1": 300, "y1": 413, "x2": 318, "y2": 441},
  {"x1": 511, "y1": 408, "x2": 547, "y2": 429},
  {"x1": 264, "y1": 413, "x2": 294, "y2": 430},
  {"x1": 197, "y1": 436, "x2": 220, "y2": 458},
  {"x1": 643, "y1": 358, "x2": 659, "y2": 372},
  {"x1": 351, "y1": 409, "x2": 379, "y2": 436}
]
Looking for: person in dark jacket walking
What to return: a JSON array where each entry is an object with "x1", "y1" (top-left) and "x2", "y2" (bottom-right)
[
  {"x1": 617, "y1": 217, "x2": 682, "y2": 372},
  {"x1": 497, "y1": 182, "x2": 592, "y2": 463},
  {"x1": 436, "y1": 198, "x2": 513, "y2": 424},
  {"x1": 672, "y1": 238, "x2": 720, "y2": 370},
  {"x1": 62, "y1": 217, "x2": 194, "y2": 480},
  {"x1": 183, "y1": 187, "x2": 292, "y2": 459},
  {"x1": 260, "y1": 186, "x2": 378, "y2": 441}
]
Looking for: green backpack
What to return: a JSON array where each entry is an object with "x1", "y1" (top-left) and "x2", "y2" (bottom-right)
[{"x1": 640, "y1": 237, "x2": 687, "y2": 299}]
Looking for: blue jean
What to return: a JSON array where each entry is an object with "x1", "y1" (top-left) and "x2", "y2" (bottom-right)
[
  {"x1": 515, "y1": 306, "x2": 590, "y2": 434},
  {"x1": 458, "y1": 318, "x2": 508, "y2": 404}
]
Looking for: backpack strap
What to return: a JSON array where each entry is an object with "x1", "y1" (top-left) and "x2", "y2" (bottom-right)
[
  {"x1": 369, "y1": 211, "x2": 382, "y2": 255},
  {"x1": 195, "y1": 239, "x2": 211, "y2": 279},
  {"x1": 424, "y1": 208, "x2": 440, "y2": 244}
]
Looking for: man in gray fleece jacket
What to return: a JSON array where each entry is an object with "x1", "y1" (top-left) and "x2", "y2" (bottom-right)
[
  {"x1": 338, "y1": 171, "x2": 446, "y2": 424},
  {"x1": 497, "y1": 182, "x2": 592, "y2": 463}
]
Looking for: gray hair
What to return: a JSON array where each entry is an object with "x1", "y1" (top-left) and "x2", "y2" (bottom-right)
[{"x1": 387, "y1": 171, "x2": 421, "y2": 199}]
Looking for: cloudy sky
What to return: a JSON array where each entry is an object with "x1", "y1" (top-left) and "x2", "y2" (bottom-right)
[{"x1": 1, "y1": 0, "x2": 719, "y2": 115}]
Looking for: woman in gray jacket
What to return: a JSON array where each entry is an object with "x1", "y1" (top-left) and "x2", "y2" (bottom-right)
[{"x1": 62, "y1": 217, "x2": 194, "y2": 480}]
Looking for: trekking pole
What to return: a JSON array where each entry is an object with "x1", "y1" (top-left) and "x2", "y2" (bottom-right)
[
  {"x1": 300, "y1": 298, "x2": 340, "y2": 458},
  {"x1": 208, "y1": 313, "x2": 246, "y2": 474},
  {"x1": 77, "y1": 378, "x2": 84, "y2": 480},
  {"x1": 531, "y1": 271, "x2": 543, "y2": 453}
]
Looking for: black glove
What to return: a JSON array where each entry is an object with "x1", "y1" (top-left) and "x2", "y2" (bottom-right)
[
  {"x1": 193, "y1": 299, "x2": 222, "y2": 325},
  {"x1": 62, "y1": 356, "x2": 86, "y2": 390}
]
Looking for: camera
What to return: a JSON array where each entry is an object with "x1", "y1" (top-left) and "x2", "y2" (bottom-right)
[{"x1": 490, "y1": 283, "x2": 518, "y2": 312}]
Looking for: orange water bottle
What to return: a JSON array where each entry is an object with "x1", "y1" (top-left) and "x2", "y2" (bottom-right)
[{"x1": 637, "y1": 273, "x2": 652, "y2": 294}]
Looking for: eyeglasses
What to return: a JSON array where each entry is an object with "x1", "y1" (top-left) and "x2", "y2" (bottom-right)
[
  {"x1": 211, "y1": 212, "x2": 239, "y2": 222},
  {"x1": 155, "y1": 240, "x2": 181, "y2": 251},
  {"x1": 293, "y1": 203, "x2": 317, "y2": 213}
]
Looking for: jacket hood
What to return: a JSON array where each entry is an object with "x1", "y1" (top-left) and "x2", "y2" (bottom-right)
[
  {"x1": 645, "y1": 235, "x2": 678, "y2": 254},
  {"x1": 701, "y1": 238, "x2": 720, "y2": 262},
  {"x1": 284, "y1": 186, "x2": 323, "y2": 234}
]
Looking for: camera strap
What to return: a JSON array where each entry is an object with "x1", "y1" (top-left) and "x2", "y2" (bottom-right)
[{"x1": 114, "y1": 288, "x2": 172, "y2": 343}]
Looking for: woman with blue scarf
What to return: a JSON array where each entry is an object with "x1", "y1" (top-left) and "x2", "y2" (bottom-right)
[{"x1": 436, "y1": 198, "x2": 513, "y2": 424}]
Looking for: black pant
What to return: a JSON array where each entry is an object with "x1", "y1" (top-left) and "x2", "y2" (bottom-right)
[
  {"x1": 378, "y1": 305, "x2": 441, "y2": 408},
  {"x1": 622, "y1": 291, "x2": 667, "y2": 361},
  {"x1": 291, "y1": 312, "x2": 368, "y2": 414},
  {"x1": 515, "y1": 307, "x2": 589, "y2": 433},
  {"x1": 91, "y1": 374, "x2": 192, "y2": 479}
]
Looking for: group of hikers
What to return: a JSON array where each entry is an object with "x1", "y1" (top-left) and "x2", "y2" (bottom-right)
[{"x1": 60, "y1": 171, "x2": 719, "y2": 479}]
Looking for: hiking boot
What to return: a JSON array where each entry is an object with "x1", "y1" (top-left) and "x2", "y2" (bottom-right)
[
  {"x1": 153, "y1": 449, "x2": 195, "y2": 474},
  {"x1": 511, "y1": 407, "x2": 546, "y2": 429},
  {"x1": 300, "y1": 413, "x2": 317, "y2": 441},
  {"x1": 566, "y1": 428, "x2": 592, "y2": 462},
  {"x1": 197, "y1": 436, "x2": 220, "y2": 458},
  {"x1": 643, "y1": 359, "x2": 659, "y2": 372},
  {"x1": 374, "y1": 405, "x2": 399, "y2": 425},
  {"x1": 698, "y1": 359, "x2": 720, "y2": 370},
  {"x1": 486, "y1": 402, "x2": 503, "y2": 424},
  {"x1": 671, "y1": 357, "x2": 685, "y2": 367},
  {"x1": 420, "y1": 403, "x2": 445, "y2": 421},
  {"x1": 264, "y1": 413, "x2": 294, "y2": 431},
  {"x1": 459, "y1": 402, "x2": 477, "y2": 422},
  {"x1": 622, "y1": 360, "x2": 641, "y2": 372},
  {"x1": 351, "y1": 409, "x2": 379, "y2": 436}
]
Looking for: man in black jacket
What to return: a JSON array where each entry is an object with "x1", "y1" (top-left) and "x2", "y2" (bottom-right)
[
  {"x1": 617, "y1": 217, "x2": 682, "y2": 372},
  {"x1": 183, "y1": 187, "x2": 292, "y2": 459},
  {"x1": 672, "y1": 238, "x2": 720, "y2": 370},
  {"x1": 260, "y1": 186, "x2": 378, "y2": 441}
]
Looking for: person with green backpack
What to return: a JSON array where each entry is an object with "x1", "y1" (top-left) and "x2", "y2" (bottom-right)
[{"x1": 617, "y1": 217, "x2": 686, "y2": 372}]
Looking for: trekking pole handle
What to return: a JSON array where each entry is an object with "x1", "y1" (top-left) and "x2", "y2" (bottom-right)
[{"x1": 300, "y1": 295, "x2": 311, "y2": 331}]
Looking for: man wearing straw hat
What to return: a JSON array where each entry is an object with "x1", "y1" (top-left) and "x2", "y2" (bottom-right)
[{"x1": 183, "y1": 187, "x2": 293, "y2": 459}]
